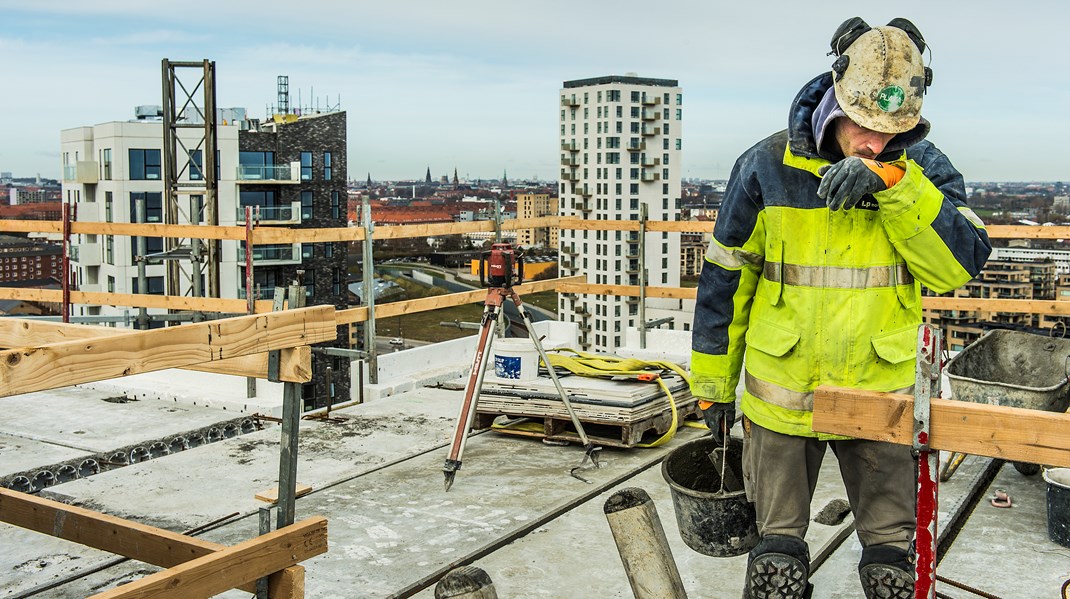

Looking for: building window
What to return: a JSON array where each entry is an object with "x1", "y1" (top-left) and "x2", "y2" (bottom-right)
[
  {"x1": 331, "y1": 191, "x2": 340, "y2": 219},
  {"x1": 676, "y1": 139, "x2": 682, "y2": 150},
  {"x1": 324, "y1": 151, "x2": 332, "y2": 180},
  {"x1": 129, "y1": 192, "x2": 163, "y2": 223},
  {"x1": 102, "y1": 148, "x2": 112, "y2": 180},
  {"x1": 301, "y1": 152, "x2": 313, "y2": 181},
  {"x1": 104, "y1": 191, "x2": 113, "y2": 222},
  {"x1": 128, "y1": 149, "x2": 161, "y2": 180},
  {"x1": 107, "y1": 275, "x2": 115, "y2": 292},
  {"x1": 676, "y1": 108, "x2": 682, "y2": 121},
  {"x1": 607, "y1": 90, "x2": 620, "y2": 102},
  {"x1": 301, "y1": 190, "x2": 313, "y2": 220},
  {"x1": 630, "y1": 91, "x2": 640, "y2": 102},
  {"x1": 188, "y1": 150, "x2": 203, "y2": 180},
  {"x1": 630, "y1": 183, "x2": 639, "y2": 195},
  {"x1": 132, "y1": 275, "x2": 165, "y2": 295}
]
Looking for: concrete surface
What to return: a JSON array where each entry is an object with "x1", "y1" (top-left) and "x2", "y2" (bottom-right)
[{"x1": 3, "y1": 366, "x2": 1070, "y2": 598}]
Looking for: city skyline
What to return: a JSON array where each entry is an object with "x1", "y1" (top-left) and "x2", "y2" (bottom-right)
[{"x1": 1, "y1": 1, "x2": 1067, "y2": 183}]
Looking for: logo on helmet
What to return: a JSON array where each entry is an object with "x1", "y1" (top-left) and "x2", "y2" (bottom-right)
[{"x1": 876, "y1": 85, "x2": 906, "y2": 113}]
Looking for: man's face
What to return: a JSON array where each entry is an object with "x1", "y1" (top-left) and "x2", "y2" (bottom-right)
[{"x1": 831, "y1": 117, "x2": 896, "y2": 159}]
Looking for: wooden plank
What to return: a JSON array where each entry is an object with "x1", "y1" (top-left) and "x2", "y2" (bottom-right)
[
  {"x1": 920, "y1": 296, "x2": 1070, "y2": 315},
  {"x1": 87, "y1": 516, "x2": 328, "y2": 599},
  {"x1": 70, "y1": 221, "x2": 247, "y2": 241},
  {"x1": 0, "y1": 488, "x2": 303, "y2": 595},
  {"x1": 986, "y1": 224, "x2": 1070, "y2": 240},
  {"x1": 334, "y1": 275, "x2": 584, "y2": 325},
  {"x1": 555, "y1": 282, "x2": 698, "y2": 300},
  {"x1": 0, "y1": 306, "x2": 336, "y2": 397},
  {"x1": 256, "y1": 483, "x2": 313, "y2": 503},
  {"x1": 0, "y1": 287, "x2": 274, "y2": 313},
  {"x1": 559, "y1": 218, "x2": 640, "y2": 232},
  {"x1": 0, "y1": 320, "x2": 312, "y2": 382},
  {"x1": 0, "y1": 219, "x2": 63, "y2": 235},
  {"x1": 812, "y1": 386, "x2": 1070, "y2": 468}
]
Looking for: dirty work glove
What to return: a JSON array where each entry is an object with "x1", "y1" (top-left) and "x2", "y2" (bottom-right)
[
  {"x1": 817, "y1": 157, "x2": 904, "y2": 211},
  {"x1": 701, "y1": 402, "x2": 736, "y2": 444}
]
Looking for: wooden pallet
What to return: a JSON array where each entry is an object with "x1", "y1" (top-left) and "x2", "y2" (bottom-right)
[{"x1": 474, "y1": 395, "x2": 700, "y2": 448}]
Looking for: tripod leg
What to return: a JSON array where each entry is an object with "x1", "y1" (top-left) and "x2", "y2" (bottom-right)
[
  {"x1": 510, "y1": 292, "x2": 601, "y2": 478},
  {"x1": 443, "y1": 293, "x2": 502, "y2": 491}
]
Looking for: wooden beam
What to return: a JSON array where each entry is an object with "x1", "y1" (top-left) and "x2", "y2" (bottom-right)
[
  {"x1": 986, "y1": 224, "x2": 1070, "y2": 240},
  {"x1": 555, "y1": 282, "x2": 698, "y2": 300},
  {"x1": 0, "y1": 306, "x2": 335, "y2": 397},
  {"x1": 88, "y1": 516, "x2": 327, "y2": 599},
  {"x1": 0, "y1": 287, "x2": 274, "y2": 313},
  {"x1": 921, "y1": 296, "x2": 1070, "y2": 315},
  {"x1": 812, "y1": 386, "x2": 1070, "y2": 468},
  {"x1": 70, "y1": 222, "x2": 247, "y2": 241},
  {"x1": 0, "y1": 219, "x2": 63, "y2": 235},
  {"x1": 0, "y1": 319, "x2": 312, "y2": 382},
  {"x1": 0, "y1": 488, "x2": 304, "y2": 595},
  {"x1": 334, "y1": 275, "x2": 584, "y2": 325}
]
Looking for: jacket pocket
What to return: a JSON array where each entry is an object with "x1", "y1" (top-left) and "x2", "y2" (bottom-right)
[
  {"x1": 746, "y1": 318, "x2": 800, "y2": 358},
  {"x1": 870, "y1": 325, "x2": 918, "y2": 364}
]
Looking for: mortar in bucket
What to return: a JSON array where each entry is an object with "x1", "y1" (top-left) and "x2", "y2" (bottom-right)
[
  {"x1": 492, "y1": 338, "x2": 539, "y2": 381},
  {"x1": 661, "y1": 436, "x2": 758, "y2": 557},
  {"x1": 1043, "y1": 468, "x2": 1070, "y2": 548}
]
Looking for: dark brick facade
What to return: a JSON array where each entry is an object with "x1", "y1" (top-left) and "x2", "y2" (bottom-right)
[{"x1": 240, "y1": 111, "x2": 350, "y2": 409}]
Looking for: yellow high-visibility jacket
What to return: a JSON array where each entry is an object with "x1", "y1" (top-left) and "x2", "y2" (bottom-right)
[{"x1": 690, "y1": 74, "x2": 992, "y2": 438}]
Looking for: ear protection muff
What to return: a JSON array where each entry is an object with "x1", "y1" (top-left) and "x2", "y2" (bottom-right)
[
  {"x1": 828, "y1": 17, "x2": 871, "y2": 57},
  {"x1": 828, "y1": 17, "x2": 934, "y2": 91}
]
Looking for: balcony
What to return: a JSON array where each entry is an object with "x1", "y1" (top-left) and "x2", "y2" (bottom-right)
[
  {"x1": 641, "y1": 95, "x2": 661, "y2": 106},
  {"x1": 641, "y1": 109, "x2": 660, "y2": 121},
  {"x1": 641, "y1": 124, "x2": 659, "y2": 137},
  {"x1": 237, "y1": 243, "x2": 301, "y2": 265},
  {"x1": 626, "y1": 141, "x2": 646, "y2": 152},
  {"x1": 561, "y1": 155, "x2": 579, "y2": 167},
  {"x1": 560, "y1": 168, "x2": 578, "y2": 182},
  {"x1": 71, "y1": 242, "x2": 100, "y2": 266},
  {"x1": 561, "y1": 246, "x2": 578, "y2": 256},
  {"x1": 561, "y1": 140, "x2": 579, "y2": 152},
  {"x1": 641, "y1": 170, "x2": 661, "y2": 182},
  {"x1": 235, "y1": 202, "x2": 302, "y2": 225},
  {"x1": 578, "y1": 185, "x2": 592, "y2": 197},
  {"x1": 578, "y1": 200, "x2": 593, "y2": 214},
  {"x1": 561, "y1": 96, "x2": 579, "y2": 107},
  {"x1": 62, "y1": 161, "x2": 99, "y2": 184},
  {"x1": 236, "y1": 163, "x2": 299, "y2": 184},
  {"x1": 578, "y1": 323, "x2": 591, "y2": 333},
  {"x1": 641, "y1": 156, "x2": 660, "y2": 167}
]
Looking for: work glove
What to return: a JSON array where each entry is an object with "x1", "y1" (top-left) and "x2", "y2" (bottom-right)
[
  {"x1": 701, "y1": 402, "x2": 736, "y2": 445},
  {"x1": 817, "y1": 157, "x2": 904, "y2": 211}
]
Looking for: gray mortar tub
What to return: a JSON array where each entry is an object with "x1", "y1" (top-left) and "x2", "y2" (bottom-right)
[
  {"x1": 945, "y1": 329, "x2": 1070, "y2": 475},
  {"x1": 945, "y1": 329, "x2": 1070, "y2": 413}
]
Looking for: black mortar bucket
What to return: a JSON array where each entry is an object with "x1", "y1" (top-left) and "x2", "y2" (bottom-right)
[
  {"x1": 1043, "y1": 468, "x2": 1070, "y2": 548},
  {"x1": 661, "y1": 436, "x2": 758, "y2": 557}
]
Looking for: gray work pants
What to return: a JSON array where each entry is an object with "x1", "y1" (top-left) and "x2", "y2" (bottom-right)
[{"x1": 741, "y1": 418, "x2": 916, "y2": 550}]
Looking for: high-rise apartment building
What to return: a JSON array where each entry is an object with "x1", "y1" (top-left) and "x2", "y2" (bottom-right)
[
  {"x1": 60, "y1": 109, "x2": 350, "y2": 409},
  {"x1": 558, "y1": 75, "x2": 686, "y2": 352},
  {"x1": 515, "y1": 193, "x2": 558, "y2": 248}
]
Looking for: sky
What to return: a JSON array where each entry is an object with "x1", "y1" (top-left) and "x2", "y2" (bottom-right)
[{"x1": 1, "y1": 1, "x2": 1067, "y2": 183}]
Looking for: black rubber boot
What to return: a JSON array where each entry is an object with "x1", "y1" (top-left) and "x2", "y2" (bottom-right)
[
  {"x1": 858, "y1": 544, "x2": 914, "y2": 599},
  {"x1": 744, "y1": 534, "x2": 813, "y2": 599}
]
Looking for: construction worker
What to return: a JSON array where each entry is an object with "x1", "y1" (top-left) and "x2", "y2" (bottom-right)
[{"x1": 690, "y1": 17, "x2": 991, "y2": 599}]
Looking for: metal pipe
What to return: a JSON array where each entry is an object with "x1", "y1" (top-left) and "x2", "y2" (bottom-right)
[
  {"x1": 246, "y1": 206, "x2": 256, "y2": 398},
  {"x1": 362, "y1": 199, "x2": 378, "y2": 384},
  {"x1": 638, "y1": 203, "x2": 648, "y2": 349},
  {"x1": 61, "y1": 203, "x2": 70, "y2": 323},
  {"x1": 135, "y1": 196, "x2": 148, "y2": 330}
]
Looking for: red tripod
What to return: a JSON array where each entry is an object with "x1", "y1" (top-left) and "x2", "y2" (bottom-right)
[{"x1": 442, "y1": 244, "x2": 600, "y2": 491}]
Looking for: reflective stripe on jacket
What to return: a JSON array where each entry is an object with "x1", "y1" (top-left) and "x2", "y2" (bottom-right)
[{"x1": 690, "y1": 74, "x2": 992, "y2": 439}]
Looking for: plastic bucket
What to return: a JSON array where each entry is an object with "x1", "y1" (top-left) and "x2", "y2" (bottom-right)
[
  {"x1": 1043, "y1": 468, "x2": 1070, "y2": 548},
  {"x1": 492, "y1": 338, "x2": 539, "y2": 381},
  {"x1": 661, "y1": 436, "x2": 758, "y2": 557}
]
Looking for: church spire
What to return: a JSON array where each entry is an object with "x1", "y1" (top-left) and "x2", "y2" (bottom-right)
[
  {"x1": 501, "y1": 169, "x2": 508, "y2": 189},
  {"x1": 452, "y1": 167, "x2": 459, "y2": 186},
  {"x1": 425, "y1": 166, "x2": 432, "y2": 184}
]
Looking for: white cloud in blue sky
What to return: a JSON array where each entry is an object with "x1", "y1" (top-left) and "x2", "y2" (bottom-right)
[{"x1": 0, "y1": 0, "x2": 1067, "y2": 182}]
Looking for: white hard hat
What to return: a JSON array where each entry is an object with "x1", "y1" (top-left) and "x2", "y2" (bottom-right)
[{"x1": 831, "y1": 23, "x2": 929, "y2": 134}]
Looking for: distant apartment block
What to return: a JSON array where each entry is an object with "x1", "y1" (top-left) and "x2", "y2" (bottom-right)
[
  {"x1": 558, "y1": 75, "x2": 686, "y2": 352},
  {"x1": 515, "y1": 193, "x2": 558, "y2": 249},
  {"x1": 0, "y1": 237, "x2": 61, "y2": 284},
  {"x1": 924, "y1": 259, "x2": 1059, "y2": 351},
  {"x1": 60, "y1": 109, "x2": 350, "y2": 409}
]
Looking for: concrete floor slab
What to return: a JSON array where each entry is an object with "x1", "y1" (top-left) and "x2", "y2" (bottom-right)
[{"x1": 0, "y1": 434, "x2": 90, "y2": 477}]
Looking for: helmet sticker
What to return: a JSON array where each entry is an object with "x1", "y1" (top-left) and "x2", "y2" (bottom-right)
[{"x1": 877, "y1": 85, "x2": 906, "y2": 113}]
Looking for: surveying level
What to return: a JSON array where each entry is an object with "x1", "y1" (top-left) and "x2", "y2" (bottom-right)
[
  {"x1": 478, "y1": 243, "x2": 524, "y2": 288},
  {"x1": 443, "y1": 242, "x2": 600, "y2": 491}
]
